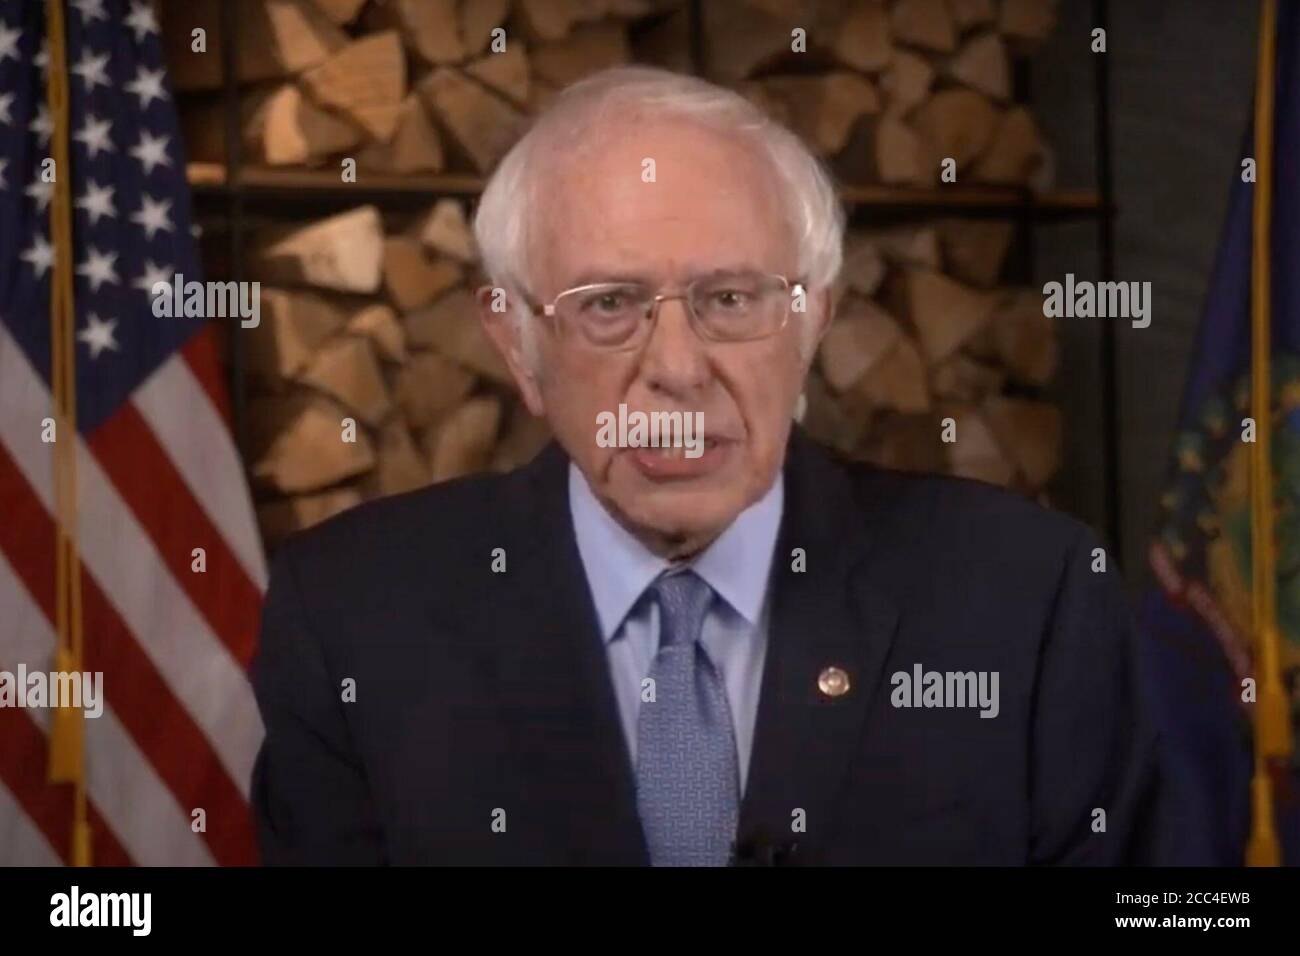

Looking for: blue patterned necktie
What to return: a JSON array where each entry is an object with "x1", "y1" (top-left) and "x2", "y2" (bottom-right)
[{"x1": 635, "y1": 569, "x2": 740, "y2": 866}]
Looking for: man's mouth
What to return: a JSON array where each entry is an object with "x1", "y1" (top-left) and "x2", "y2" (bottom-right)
[
  {"x1": 629, "y1": 437, "x2": 722, "y2": 454},
  {"x1": 624, "y1": 438, "x2": 730, "y2": 479}
]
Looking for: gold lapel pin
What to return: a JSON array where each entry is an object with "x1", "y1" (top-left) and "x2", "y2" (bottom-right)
[{"x1": 817, "y1": 666, "x2": 851, "y2": 698}]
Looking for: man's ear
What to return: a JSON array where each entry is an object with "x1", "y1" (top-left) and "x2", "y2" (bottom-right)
[
  {"x1": 812, "y1": 286, "x2": 836, "y2": 345},
  {"x1": 476, "y1": 283, "x2": 545, "y2": 416},
  {"x1": 797, "y1": 286, "x2": 836, "y2": 367}
]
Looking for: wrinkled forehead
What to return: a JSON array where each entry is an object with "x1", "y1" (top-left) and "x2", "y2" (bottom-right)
[{"x1": 526, "y1": 115, "x2": 797, "y2": 297}]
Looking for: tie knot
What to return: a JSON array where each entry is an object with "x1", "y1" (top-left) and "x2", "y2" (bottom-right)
[{"x1": 652, "y1": 569, "x2": 713, "y2": 649}]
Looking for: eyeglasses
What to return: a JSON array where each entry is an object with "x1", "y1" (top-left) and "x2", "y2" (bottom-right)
[{"x1": 528, "y1": 271, "x2": 806, "y2": 351}]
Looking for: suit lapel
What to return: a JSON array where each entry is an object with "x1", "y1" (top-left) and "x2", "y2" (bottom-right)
[
  {"x1": 485, "y1": 443, "x2": 648, "y2": 864},
  {"x1": 738, "y1": 429, "x2": 900, "y2": 862}
]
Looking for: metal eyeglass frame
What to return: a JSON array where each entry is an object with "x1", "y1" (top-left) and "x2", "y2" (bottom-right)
[{"x1": 526, "y1": 272, "x2": 808, "y2": 349}]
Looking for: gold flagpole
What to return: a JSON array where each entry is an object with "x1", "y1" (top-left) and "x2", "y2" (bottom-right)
[
  {"x1": 1245, "y1": 0, "x2": 1291, "y2": 869},
  {"x1": 43, "y1": 0, "x2": 92, "y2": 867}
]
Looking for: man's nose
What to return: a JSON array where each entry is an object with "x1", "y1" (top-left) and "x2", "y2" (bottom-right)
[{"x1": 638, "y1": 296, "x2": 710, "y2": 396}]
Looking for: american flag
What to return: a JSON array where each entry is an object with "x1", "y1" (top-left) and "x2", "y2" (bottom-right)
[{"x1": 0, "y1": 0, "x2": 265, "y2": 864}]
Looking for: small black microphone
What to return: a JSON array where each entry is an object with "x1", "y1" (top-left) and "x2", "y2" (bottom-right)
[{"x1": 730, "y1": 828, "x2": 800, "y2": 867}]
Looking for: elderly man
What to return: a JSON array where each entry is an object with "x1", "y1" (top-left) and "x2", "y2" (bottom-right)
[{"x1": 251, "y1": 67, "x2": 1175, "y2": 866}]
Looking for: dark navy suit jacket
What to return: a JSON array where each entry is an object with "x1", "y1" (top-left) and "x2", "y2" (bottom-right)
[{"x1": 251, "y1": 429, "x2": 1188, "y2": 865}]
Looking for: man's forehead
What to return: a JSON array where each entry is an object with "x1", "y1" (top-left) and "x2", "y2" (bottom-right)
[
  {"x1": 536, "y1": 214, "x2": 792, "y2": 290},
  {"x1": 530, "y1": 124, "x2": 791, "y2": 280},
  {"x1": 539, "y1": 114, "x2": 777, "y2": 195},
  {"x1": 560, "y1": 264, "x2": 780, "y2": 287}
]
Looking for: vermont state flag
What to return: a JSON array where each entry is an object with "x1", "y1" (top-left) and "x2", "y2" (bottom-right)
[{"x1": 1140, "y1": 0, "x2": 1300, "y2": 866}]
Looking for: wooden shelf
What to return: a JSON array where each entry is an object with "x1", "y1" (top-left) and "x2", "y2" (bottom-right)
[
  {"x1": 839, "y1": 183, "x2": 1101, "y2": 212},
  {"x1": 187, "y1": 162, "x2": 1104, "y2": 220},
  {"x1": 187, "y1": 162, "x2": 484, "y2": 195}
]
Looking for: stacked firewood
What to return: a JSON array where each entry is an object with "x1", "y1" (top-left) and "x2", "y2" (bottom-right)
[
  {"x1": 161, "y1": 0, "x2": 1063, "y2": 545},
  {"x1": 714, "y1": 0, "x2": 1056, "y2": 189},
  {"x1": 164, "y1": 0, "x2": 1057, "y2": 186},
  {"x1": 240, "y1": 200, "x2": 555, "y2": 546},
  {"x1": 166, "y1": 0, "x2": 674, "y2": 174},
  {"x1": 808, "y1": 219, "x2": 1059, "y2": 493}
]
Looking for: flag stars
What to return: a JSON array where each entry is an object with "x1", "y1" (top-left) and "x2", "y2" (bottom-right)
[
  {"x1": 76, "y1": 179, "x2": 116, "y2": 225},
  {"x1": 0, "y1": 158, "x2": 7, "y2": 190},
  {"x1": 21, "y1": 234, "x2": 54, "y2": 279},
  {"x1": 70, "y1": 0, "x2": 108, "y2": 23},
  {"x1": 125, "y1": 2, "x2": 161, "y2": 42},
  {"x1": 0, "y1": 91, "x2": 14, "y2": 126},
  {"x1": 26, "y1": 175, "x2": 53, "y2": 212},
  {"x1": 77, "y1": 313, "x2": 119, "y2": 360},
  {"x1": 133, "y1": 259, "x2": 174, "y2": 294},
  {"x1": 0, "y1": 21, "x2": 20, "y2": 66},
  {"x1": 71, "y1": 50, "x2": 111, "y2": 92},
  {"x1": 129, "y1": 130, "x2": 170, "y2": 175},
  {"x1": 125, "y1": 66, "x2": 168, "y2": 109},
  {"x1": 34, "y1": 39, "x2": 48, "y2": 74},
  {"x1": 76, "y1": 246, "x2": 119, "y2": 292},
  {"x1": 74, "y1": 114, "x2": 114, "y2": 159},
  {"x1": 130, "y1": 195, "x2": 173, "y2": 240},
  {"x1": 30, "y1": 105, "x2": 53, "y2": 145}
]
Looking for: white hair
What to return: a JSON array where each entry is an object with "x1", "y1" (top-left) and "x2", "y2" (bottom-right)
[{"x1": 472, "y1": 66, "x2": 845, "y2": 363}]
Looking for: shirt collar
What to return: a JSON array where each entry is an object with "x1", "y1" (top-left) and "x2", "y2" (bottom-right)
[{"x1": 568, "y1": 462, "x2": 785, "y2": 641}]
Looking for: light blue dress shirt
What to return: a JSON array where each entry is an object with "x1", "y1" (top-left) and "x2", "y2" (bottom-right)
[{"x1": 568, "y1": 464, "x2": 784, "y2": 795}]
